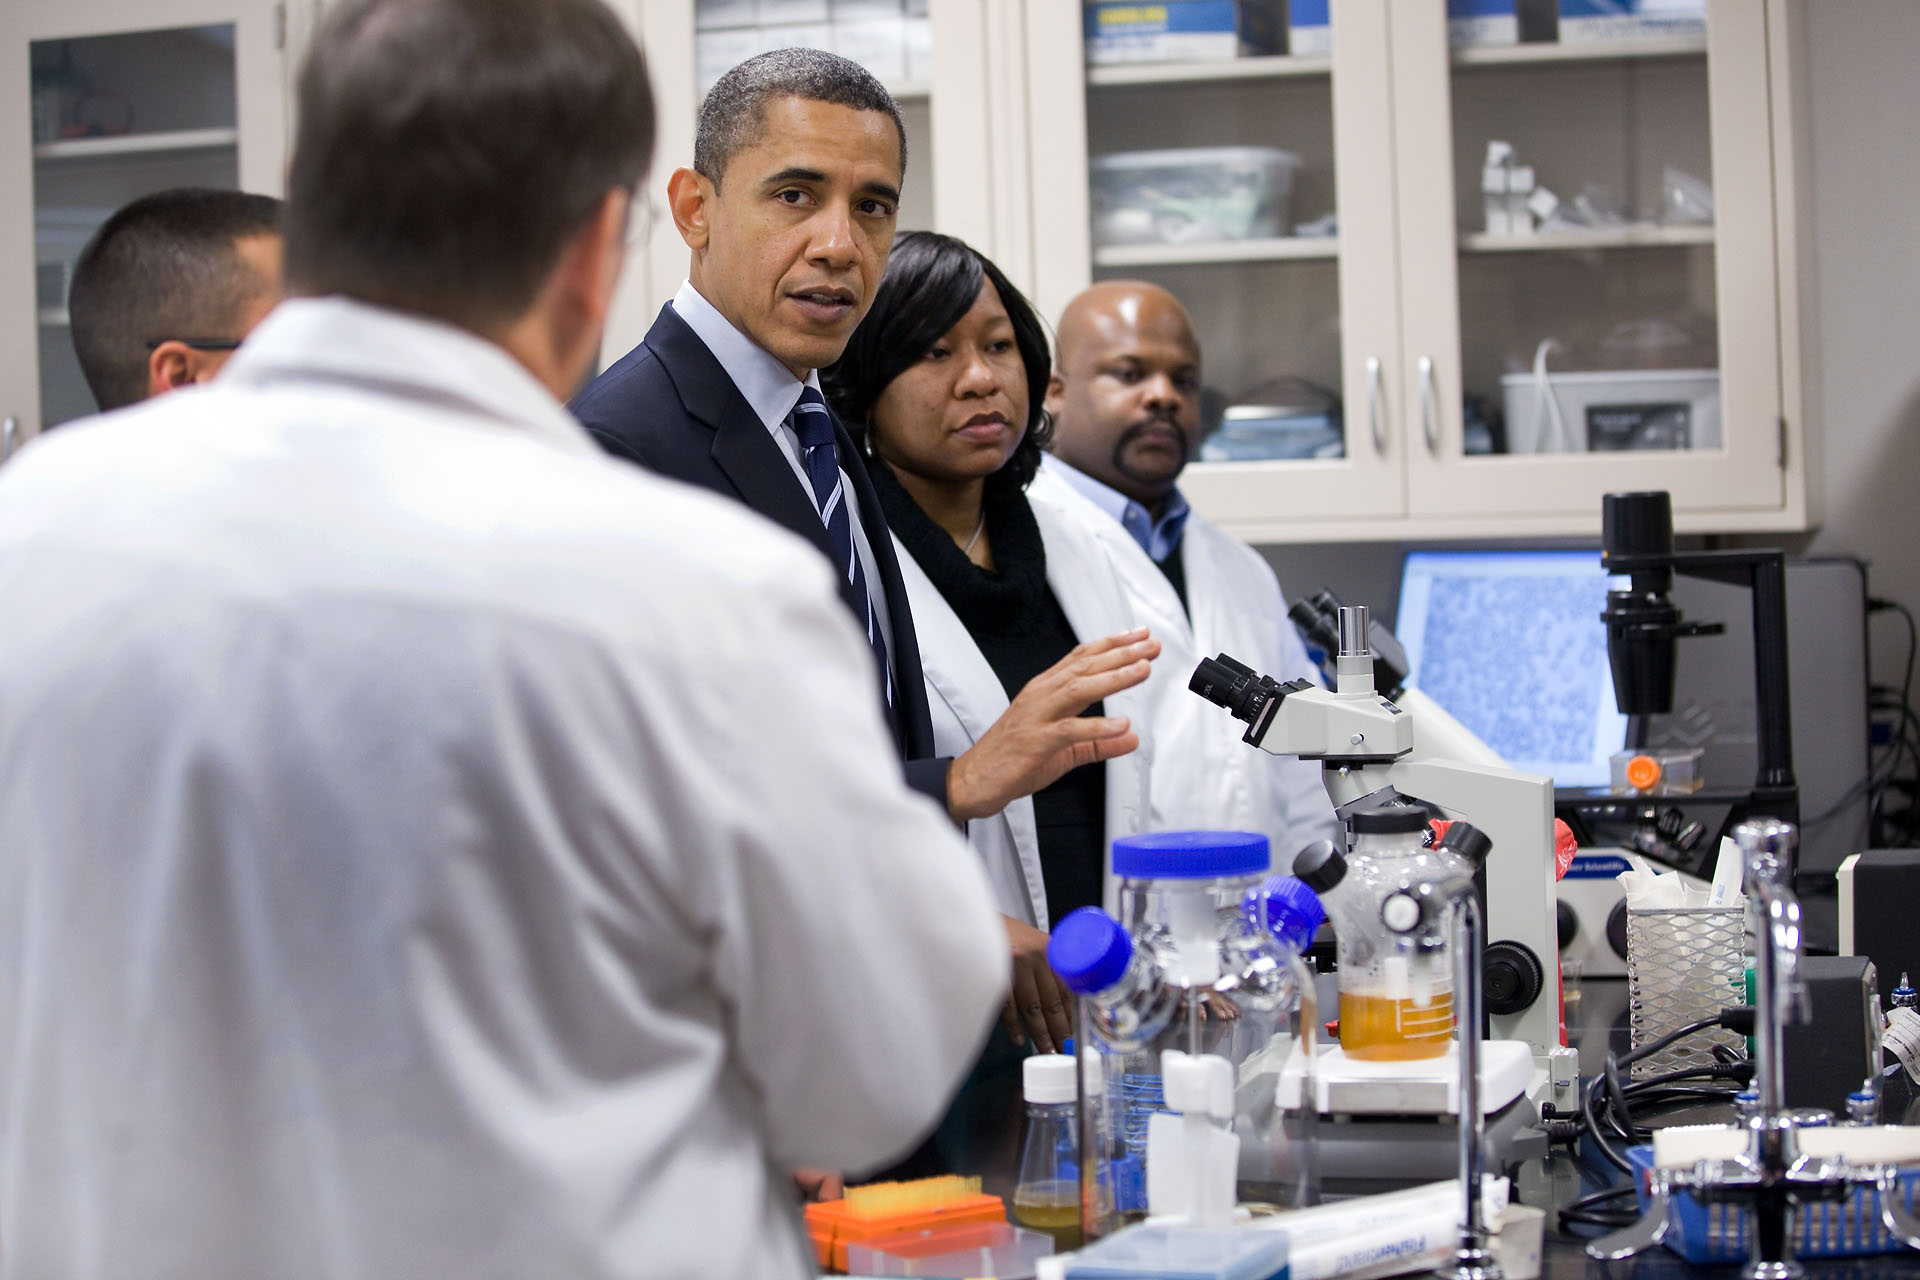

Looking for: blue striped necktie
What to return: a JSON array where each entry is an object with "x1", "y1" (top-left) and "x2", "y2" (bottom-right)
[{"x1": 789, "y1": 386, "x2": 893, "y2": 706}]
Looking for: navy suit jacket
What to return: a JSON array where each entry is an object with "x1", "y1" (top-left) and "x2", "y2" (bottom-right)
[{"x1": 571, "y1": 304, "x2": 950, "y2": 805}]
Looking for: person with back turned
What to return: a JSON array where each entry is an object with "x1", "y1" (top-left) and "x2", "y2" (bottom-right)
[
  {"x1": 0, "y1": 4, "x2": 1005, "y2": 1277},
  {"x1": 1031, "y1": 280, "x2": 1339, "y2": 859},
  {"x1": 572, "y1": 49, "x2": 1157, "y2": 1058}
]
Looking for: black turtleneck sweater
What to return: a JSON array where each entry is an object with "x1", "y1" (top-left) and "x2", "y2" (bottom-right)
[{"x1": 874, "y1": 466, "x2": 1107, "y2": 921}]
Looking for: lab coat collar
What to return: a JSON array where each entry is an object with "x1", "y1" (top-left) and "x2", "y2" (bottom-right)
[
  {"x1": 220, "y1": 296, "x2": 604, "y2": 463},
  {"x1": 1042, "y1": 455, "x2": 1190, "y2": 563}
]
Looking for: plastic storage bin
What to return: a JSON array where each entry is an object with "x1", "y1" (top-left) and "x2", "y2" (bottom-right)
[
  {"x1": 1500, "y1": 368, "x2": 1721, "y2": 453},
  {"x1": 1090, "y1": 147, "x2": 1300, "y2": 247},
  {"x1": 845, "y1": 1221, "x2": 1054, "y2": 1277},
  {"x1": 1627, "y1": 1144, "x2": 1920, "y2": 1263}
]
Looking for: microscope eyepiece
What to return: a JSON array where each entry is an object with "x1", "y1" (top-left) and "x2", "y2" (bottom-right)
[{"x1": 1190, "y1": 655, "x2": 1283, "y2": 726}]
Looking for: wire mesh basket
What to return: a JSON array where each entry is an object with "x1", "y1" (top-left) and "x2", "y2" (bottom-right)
[{"x1": 1625, "y1": 906, "x2": 1747, "y2": 1079}]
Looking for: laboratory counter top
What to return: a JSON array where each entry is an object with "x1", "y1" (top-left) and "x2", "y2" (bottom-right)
[{"x1": 942, "y1": 975, "x2": 1920, "y2": 1279}]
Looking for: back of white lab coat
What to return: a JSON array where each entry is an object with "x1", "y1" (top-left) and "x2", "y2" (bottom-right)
[{"x1": 0, "y1": 299, "x2": 1006, "y2": 1280}]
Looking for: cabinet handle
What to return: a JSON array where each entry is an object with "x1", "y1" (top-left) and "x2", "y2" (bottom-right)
[
  {"x1": 1, "y1": 416, "x2": 17, "y2": 465},
  {"x1": 1365, "y1": 356, "x2": 1385, "y2": 457},
  {"x1": 1418, "y1": 356, "x2": 1438, "y2": 456}
]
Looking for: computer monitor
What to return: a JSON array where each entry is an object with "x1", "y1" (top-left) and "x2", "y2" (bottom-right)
[{"x1": 1395, "y1": 549, "x2": 1627, "y2": 789}]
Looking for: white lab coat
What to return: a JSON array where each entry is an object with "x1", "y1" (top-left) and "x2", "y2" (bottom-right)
[
  {"x1": 893, "y1": 497, "x2": 1152, "y2": 929},
  {"x1": 1029, "y1": 459, "x2": 1340, "y2": 864},
  {"x1": 0, "y1": 298, "x2": 1006, "y2": 1280}
]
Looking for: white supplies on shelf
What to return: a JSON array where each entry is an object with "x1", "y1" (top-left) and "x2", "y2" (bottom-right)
[
  {"x1": 1502, "y1": 367, "x2": 1721, "y2": 454},
  {"x1": 1558, "y1": 0, "x2": 1707, "y2": 44},
  {"x1": 1090, "y1": 146, "x2": 1299, "y2": 247}
]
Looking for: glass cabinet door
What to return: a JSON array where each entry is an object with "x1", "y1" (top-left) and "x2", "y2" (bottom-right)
[
  {"x1": 1033, "y1": 0, "x2": 1405, "y2": 533},
  {"x1": 1, "y1": 0, "x2": 284, "y2": 453},
  {"x1": 1393, "y1": 0, "x2": 1785, "y2": 525}
]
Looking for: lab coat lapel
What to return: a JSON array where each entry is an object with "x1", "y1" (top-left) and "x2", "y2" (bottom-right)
[
  {"x1": 891, "y1": 537, "x2": 1047, "y2": 924},
  {"x1": 1035, "y1": 498, "x2": 1150, "y2": 915}
]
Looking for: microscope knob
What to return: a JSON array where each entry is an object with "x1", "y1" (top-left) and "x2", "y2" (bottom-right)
[
  {"x1": 1483, "y1": 941, "x2": 1546, "y2": 1015},
  {"x1": 1605, "y1": 899, "x2": 1631, "y2": 960},
  {"x1": 1556, "y1": 900, "x2": 1579, "y2": 951}
]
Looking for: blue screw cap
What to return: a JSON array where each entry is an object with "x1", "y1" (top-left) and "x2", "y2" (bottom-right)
[
  {"x1": 1259, "y1": 875, "x2": 1327, "y2": 952},
  {"x1": 1111, "y1": 830, "x2": 1269, "y2": 880},
  {"x1": 1048, "y1": 907, "x2": 1134, "y2": 995}
]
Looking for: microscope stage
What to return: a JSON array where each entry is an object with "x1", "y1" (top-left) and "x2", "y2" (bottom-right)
[{"x1": 1276, "y1": 1039, "x2": 1533, "y2": 1116}]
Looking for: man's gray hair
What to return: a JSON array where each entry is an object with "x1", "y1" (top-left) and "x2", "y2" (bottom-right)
[{"x1": 695, "y1": 48, "x2": 905, "y2": 187}]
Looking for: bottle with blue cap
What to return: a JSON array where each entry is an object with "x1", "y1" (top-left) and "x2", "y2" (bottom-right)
[{"x1": 1045, "y1": 830, "x2": 1310, "y2": 1238}]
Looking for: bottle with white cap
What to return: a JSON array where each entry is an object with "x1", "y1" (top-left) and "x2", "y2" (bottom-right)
[{"x1": 1011, "y1": 1053, "x2": 1086, "y2": 1248}]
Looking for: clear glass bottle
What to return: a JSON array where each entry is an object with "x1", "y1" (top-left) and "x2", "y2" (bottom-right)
[
  {"x1": 1049, "y1": 831, "x2": 1307, "y2": 1237},
  {"x1": 1296, "y1": 808, "x2": 1473, "y2": 1061},
  {"x1": 1011, "y1": 1054, "x2": 1083, "y2": 1249}
]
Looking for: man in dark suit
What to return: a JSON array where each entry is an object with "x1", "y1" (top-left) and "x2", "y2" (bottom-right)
[{"x1": 573, "y1": 48, "x2": 1156, "y2": 1055}]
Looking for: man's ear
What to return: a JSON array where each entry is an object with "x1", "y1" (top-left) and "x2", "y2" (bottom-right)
[
  {"x1": 147, "y1": 342, "x2": 195, "y2": 399},
  {"x1": 1043, "y1": 371, "x2": 1067, "y2": 417},
  {"x1": 667, "y1": 167, "x2": 712, "y2": 252}
]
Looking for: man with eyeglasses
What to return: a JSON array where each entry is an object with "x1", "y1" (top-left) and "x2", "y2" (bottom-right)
[{"x1": 64, "y1": 187, "x2": 283, "y2": 415}]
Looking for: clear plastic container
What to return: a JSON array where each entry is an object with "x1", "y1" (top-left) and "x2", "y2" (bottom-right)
[
  {"x1": 845, "y1": 1220, "x2": 1055, "y2": 1277},
  {"x1": 1609, "y1": 746, "x2": 1706, "y2": 795},
  {"x1": 1060, "y1": 1221, "x2": 1289, "y2": 1279},
  {"x1": 1089, "y1": 147, "x2": 1301, "y2": 247},
  {"x1": 1295, "y1": 808, "x2": 1472, "y2": 1062},
  {"x1": 1049, "y1": 831, "x2": 1311, "y2": 1240}
]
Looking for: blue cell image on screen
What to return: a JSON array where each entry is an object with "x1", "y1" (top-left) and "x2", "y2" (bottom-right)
[{"x1": 1396, "y1": 550, "x2": 1627, "y2": 788}]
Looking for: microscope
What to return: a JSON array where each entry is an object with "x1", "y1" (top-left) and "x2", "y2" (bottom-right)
[
  {"x1": 1560, "y1": 489, "x2": 1799, "y2": 877},
  {"x1": 1191, "y1": 605, "x2": 1581, "y2": 1130}
]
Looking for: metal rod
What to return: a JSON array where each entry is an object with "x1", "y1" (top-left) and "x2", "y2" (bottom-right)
[{"x1": 1443, "y1": 879, "x2": 1500, "y2": 1280}]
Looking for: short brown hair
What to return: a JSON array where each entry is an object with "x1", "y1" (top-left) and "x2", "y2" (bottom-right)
[
  {"x1": 284, "y1": 0, "x2": 654, "y2": 331},
  {"x1": 68, "y1": 188, "x2": 281, "y2": 412}
]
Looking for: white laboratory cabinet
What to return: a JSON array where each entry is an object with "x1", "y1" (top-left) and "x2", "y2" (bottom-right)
[
  {"x1": 0, "y1": 0, "x2": 288, "y2": 452},
  {"x1": 1019, "y1": 0, "x2": 1816, "y2": 543}
]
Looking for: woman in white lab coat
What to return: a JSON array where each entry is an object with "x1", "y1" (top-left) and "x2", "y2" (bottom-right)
[{"x1": 823, "y1": 232, "x2": 1152, "y2": 943}]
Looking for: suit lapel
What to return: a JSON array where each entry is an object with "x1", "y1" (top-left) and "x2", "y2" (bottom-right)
[
  {"x1": 642, "y1": 305, "x2": 935, "y2": 761},
  {"x1": 643, "y1": 308, "x2": 838, "y2": 566}
]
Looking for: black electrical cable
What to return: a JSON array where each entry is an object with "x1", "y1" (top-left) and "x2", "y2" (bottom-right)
[{"x1": 1558, "y1": 1184, "x2": 1644, "y2": 1231}]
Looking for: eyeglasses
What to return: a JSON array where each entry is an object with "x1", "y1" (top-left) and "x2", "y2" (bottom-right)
[{"x1": 145, "y1": 338, "x2": 245, "y2": 352}]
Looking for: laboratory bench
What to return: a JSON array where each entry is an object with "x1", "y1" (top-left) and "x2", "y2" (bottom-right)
[{"x1": 937, "y1": 975, "x2": 1920, "y2": 1279}]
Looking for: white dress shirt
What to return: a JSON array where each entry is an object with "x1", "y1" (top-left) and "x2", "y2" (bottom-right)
[
  {"x1": 0, "y1": 297, "x2": 1004, "y2": 1280},
  {"x1": 671, "y1": 280, "x2": 895, "y2": 657}
]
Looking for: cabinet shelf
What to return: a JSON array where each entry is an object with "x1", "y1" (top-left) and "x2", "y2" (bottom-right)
[
  {"x1": 1086, "y1": 53, "x2": 1332, "y2": 88},
  {"x1": 32, "y1": 127, "x2": 239, "y2": 162},
  {"x1": 1459, "y1": 224, "x2": 1714, "y2": 253},
  {"x1": 1093, "y1": 236, "x2": 1338, "y2": 268},
  {"x1": 1452, "y1": 35, "x2": 1707, "y2": 67}
]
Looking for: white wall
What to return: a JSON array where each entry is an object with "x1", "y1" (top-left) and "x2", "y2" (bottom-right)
[{"x1": 1788, "y1": 0, "x2": 1920, "y2": 690}]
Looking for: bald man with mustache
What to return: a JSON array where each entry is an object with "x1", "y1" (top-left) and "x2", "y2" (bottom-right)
[{"x1": 1030, "y1": 280, "x2": 1339, "y2": 862}]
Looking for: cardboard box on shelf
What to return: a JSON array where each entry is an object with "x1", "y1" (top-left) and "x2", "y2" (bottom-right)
[{"x1": 1084, "y1": 1, "x2": 1279, "y2": 65}]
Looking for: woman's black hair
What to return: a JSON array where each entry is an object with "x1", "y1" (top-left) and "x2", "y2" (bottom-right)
[{"x1": 823, "y1": 230, "x2": 1054, "y2": 490}]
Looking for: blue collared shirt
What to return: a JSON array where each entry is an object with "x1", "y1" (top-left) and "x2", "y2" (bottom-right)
[{"x1": 1047, "y1": 457, "x2": 1191, "y2": 564}]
